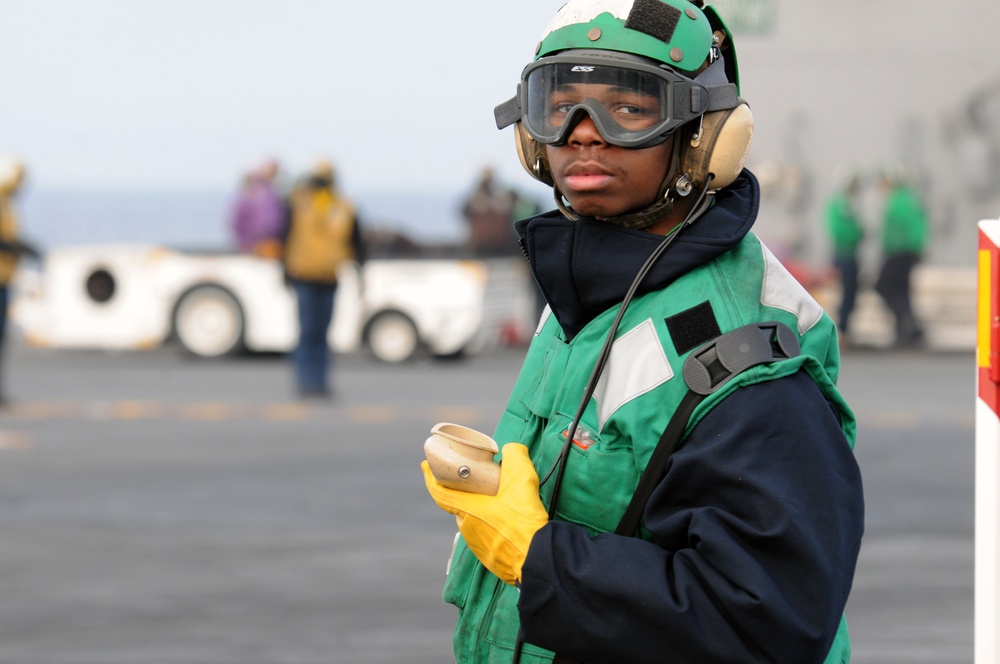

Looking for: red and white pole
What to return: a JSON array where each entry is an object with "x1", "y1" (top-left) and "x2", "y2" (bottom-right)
[{"x1": 977, "y1": 219, "x2": 1000, "y2": 663}]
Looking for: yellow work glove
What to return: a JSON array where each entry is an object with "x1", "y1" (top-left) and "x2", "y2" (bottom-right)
[{"x1": 421, "y1": 443, "x2": 548, "y2": 585}]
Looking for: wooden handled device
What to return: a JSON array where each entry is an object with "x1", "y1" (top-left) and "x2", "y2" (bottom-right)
[{"x1": 423, "y1": 422, "x2": 500, "y2": 495}]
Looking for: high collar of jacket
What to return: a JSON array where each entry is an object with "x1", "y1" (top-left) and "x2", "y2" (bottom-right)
[{"x1": 514, "y1": 169, "x2": 760, "y2": 341}]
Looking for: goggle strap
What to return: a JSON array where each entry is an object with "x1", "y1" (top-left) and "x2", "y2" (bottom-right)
[
  {"x1": 495, "y1": 95, "x2": 521, "y2": 130},
  {"x1": 694, "y1": 58, "x2": 739, "y2": 112}
]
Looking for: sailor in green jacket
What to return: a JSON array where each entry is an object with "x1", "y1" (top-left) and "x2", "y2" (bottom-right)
[
  {"x1": 874, "y1": 167, "x2": 928, "y2": 347},
  {"x1": 421, "y1": 1, "x2": 864, "y2": 662},
  {"x1": 824, "y1": 172, "x2": 865, "y2": 340}
]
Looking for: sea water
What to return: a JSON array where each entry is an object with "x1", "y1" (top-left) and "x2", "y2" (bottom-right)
[{"x1": 19, "y1": 189, "x2": 470, "y2": 252}]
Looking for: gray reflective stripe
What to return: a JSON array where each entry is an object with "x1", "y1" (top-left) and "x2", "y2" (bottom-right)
[
  {"x1": 593, "y1": 318, "x2": 675, "y2": 430},
  {"x1": 759, "y1": 241, "x2": 824, "y2": 335}
]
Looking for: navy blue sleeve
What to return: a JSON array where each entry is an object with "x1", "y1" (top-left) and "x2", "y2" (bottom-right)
[{"x1": 517, "y1": 371, "x2": 865, "y2": 663}]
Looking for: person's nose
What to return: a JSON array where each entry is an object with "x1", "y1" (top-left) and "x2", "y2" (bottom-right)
[{"x1": 567, "y1": 113, "x2": 607, "y2": 147}]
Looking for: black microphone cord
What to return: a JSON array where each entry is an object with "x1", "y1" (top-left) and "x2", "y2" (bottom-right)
[{"x1": 538, "y1": 177, "x2": 715, "y2": 510}]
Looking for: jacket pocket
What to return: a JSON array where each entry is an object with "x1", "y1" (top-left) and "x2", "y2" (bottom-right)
[
  {"x1": 442, "y1": 535, "x2": 475, "y2": 609},
  {"x1": 483, "y1": 582, "x2": 555, "y2": 662},
  {"x1": 551, "y1": 437, "x2": 639, "y2": 534}
]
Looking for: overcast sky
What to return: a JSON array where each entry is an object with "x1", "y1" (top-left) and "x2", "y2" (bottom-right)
[{"x1": 1, "y1": 0, "x2": 562, "y2": 195}]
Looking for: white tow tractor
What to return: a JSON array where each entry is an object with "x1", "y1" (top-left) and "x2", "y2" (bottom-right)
[{"x1": 11, "y1": 245, "x2": 538, "y2": 363}]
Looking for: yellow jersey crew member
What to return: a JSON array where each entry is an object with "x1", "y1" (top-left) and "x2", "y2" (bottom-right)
[
  {"x1": 280, "y1": 160, "x2": 364, "y2": 398},
  {"x1": 0, "y1": 157, "x2": 40, "y2": 405}
]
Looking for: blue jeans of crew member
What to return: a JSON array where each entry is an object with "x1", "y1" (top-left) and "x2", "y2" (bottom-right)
[
  {"x1": 833, "y1": 254, "x2": 859, "y2": 335},
  {"x1": 874, "y1": 251, "x2": 924, "y2": 347},
  {"x1": 291, "y1": 280, "x2": 337, "y2": 395},
  {"x1": 0, "y1": 286, "x2": 8, "y2": 349}
]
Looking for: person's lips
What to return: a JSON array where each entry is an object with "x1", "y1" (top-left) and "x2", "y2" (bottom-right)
[{"x1": 561, "y1": 163, "x2": 614, "y2": 192}]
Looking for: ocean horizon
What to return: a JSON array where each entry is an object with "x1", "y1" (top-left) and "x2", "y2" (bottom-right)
[{"x1": 19, "y1": 188, "x2": 481, "y2": 253}]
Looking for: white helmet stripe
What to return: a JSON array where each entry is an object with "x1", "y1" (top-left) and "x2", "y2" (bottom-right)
[{"x1": 541, "y1": 0, "x2": 637, "y2": 38}]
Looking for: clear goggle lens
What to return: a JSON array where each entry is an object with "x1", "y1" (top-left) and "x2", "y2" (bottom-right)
[{"x1": 521, "y1": 57, "x2": 707, "y2": 149}]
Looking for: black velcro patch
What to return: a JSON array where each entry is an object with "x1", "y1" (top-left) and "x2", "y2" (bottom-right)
[
  {"x1": 624, "y1": 0, "x2": 682, "y2": 44},
  {"x1": 666, "y1": 301, "x2": 721, "y2": 355}
]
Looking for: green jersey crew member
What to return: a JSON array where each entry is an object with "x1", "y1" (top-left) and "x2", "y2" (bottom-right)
[{"x1": 421, "y1": 0, "x2": 864, "y2": 662}]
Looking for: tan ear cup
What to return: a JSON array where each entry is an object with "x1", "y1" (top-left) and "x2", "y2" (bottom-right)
[
  {"x1": 680, "y1": 102, "x2": 754, "y2": 192},
  {"x1": 514, "y1": 123, "x2": 554, "y2": 186}
]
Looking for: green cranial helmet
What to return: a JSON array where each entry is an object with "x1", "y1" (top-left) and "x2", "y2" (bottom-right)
[
  {"x1": 496, "y1": 0, "x2": 752, "y2": 229},
  {"x1": 541, "y1": 0, "x2": 709, "y2": 73}
]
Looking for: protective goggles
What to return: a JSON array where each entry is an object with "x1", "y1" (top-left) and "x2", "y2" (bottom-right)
[{"x1": 494, "y1": 52, "x2": 714, "y2": 149}]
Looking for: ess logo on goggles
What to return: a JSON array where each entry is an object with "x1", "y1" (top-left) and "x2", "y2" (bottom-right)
[{"x1": 495, "y1": 53, "x2": 711, "y2": 149}]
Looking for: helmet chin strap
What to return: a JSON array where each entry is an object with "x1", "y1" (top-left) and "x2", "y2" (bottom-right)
[
  {"x1": 552, "y1": 184, "x2": 676, "y2": 229},
  {"x1": 550, "y1": 130, "x2": 688, "y2": 230}
]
